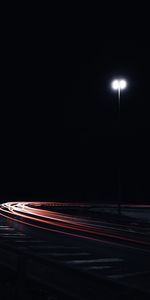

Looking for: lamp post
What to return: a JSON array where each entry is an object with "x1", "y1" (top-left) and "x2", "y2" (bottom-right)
[{"x1": 111, "y1": 79, "x2": 127, "y2": 215}]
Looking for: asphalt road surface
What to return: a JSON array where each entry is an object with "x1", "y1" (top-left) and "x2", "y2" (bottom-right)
[{"x1": 0, "y1": 201, "x2": 150, "y2": 299}]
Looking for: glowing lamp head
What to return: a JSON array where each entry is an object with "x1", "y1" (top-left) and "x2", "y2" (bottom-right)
[{"x1": 111, "y1": 79, "x2": 127, "y2": 91}]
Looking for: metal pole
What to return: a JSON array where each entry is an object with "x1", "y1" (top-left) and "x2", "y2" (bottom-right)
[{"x1": 118, "y1": 87, "x2": 121, "y2": 216}]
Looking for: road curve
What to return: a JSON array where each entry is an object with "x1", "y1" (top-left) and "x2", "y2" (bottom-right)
[{"x1": 0, "y1": 201, "x2": 150, "y2": 249}]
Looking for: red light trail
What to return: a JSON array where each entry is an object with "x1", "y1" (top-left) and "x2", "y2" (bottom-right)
[{"x1": 0, "y1": 202, "x2": 150, "y2": 248}]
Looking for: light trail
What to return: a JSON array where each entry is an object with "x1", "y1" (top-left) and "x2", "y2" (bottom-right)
[{"x1": 0, "y1": 202, "x2": 150, "y2": 248}]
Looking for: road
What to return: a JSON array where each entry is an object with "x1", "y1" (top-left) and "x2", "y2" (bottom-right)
[{"x1": 0, "y1": 201, "x2": 150, "y2": 299}]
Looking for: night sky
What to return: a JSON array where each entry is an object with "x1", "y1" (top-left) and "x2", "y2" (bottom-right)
[
  {"x1": 63, "y1": 39, "x2": 150, "y2": 203},
  {"x1": 1, "y1": 21, "x2": 150, "y2": 203}
]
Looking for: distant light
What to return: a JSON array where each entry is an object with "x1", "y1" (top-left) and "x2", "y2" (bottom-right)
[
  {"x1": 120, "y1": 80, "x2": 127, "y2": 89},
  {"x1": 112, "y1": 80, "x2": 119, "y2": 90},
  {"x1": 111, "y1": 79, "x2": 127, "y2": 91}
]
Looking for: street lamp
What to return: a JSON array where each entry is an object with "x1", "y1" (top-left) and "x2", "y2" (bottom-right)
[
  {"x1": 111, "y1": 79, "x2": 127, "y2": 109},
  {"x1": 111, "y1": 78, "x2": 128, "y2": 215}
]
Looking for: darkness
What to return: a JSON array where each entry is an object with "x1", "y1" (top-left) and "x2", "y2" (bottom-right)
[
  {"x1": 1, "y1": 16, "x2": 150, "y2": 203},
  {"x1": 63, "y1": 39, "x2": 150, "y2": 203}
]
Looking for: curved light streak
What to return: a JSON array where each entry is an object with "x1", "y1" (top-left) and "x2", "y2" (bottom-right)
[{"x1": 0, "y1": 202, "x2": 150, "y2": 248}]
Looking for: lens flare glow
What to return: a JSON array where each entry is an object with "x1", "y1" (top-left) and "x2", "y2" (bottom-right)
[
  {"x1": 111, "y1": 79, "x2": 127, "y2": 90},
  {"x1": 112, "y1": 80, "x2": 120, "y2": 90},
  {"x1": 120, "y1": 79, "x2": 127, "y2": 89}
]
